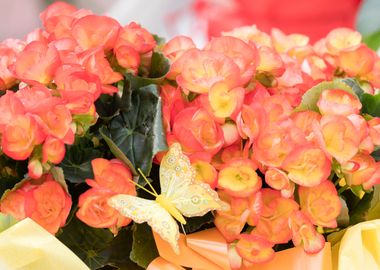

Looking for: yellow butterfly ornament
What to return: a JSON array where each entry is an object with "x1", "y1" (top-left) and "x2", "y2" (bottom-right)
[{"x1": 108, "y1": 143, "x2": 229, "y2": 254}]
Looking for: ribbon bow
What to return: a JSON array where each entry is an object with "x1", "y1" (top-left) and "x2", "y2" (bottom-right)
[{"x1": 148, "y1": 228, "x2": 332, "y2": 270}]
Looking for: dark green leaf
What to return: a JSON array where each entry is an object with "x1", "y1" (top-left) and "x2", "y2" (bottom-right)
[
  {"x1": 294, "y1": 80, "x2": 357, "y2": 112},
  {"x1": 0, "y1": 155, "x2": 27, "y2": 197},
  {"x1": 371, "y1": 149, "x2": 380, "y2": 161},
  {"x1": 99, "y1": 127, "x2": 138, "y2": 176},
  {"x1": 184, "y1": 212, "x2": 215, "y2": 234},
  {"x1": 59, "y1": 138, "x2": 103, "y2": 183},
  {"x1": 149, "y1": 52, "x2": 170, "y2": 78},
  {"x1": 130, "y1": 223, "x2": 159, "y2": 268},
  {"x1": 107, "y1": 227, "x2": 143, "y2": 270},
  {"x1": 349, "y1": 186, "x2": 380, "y2": 224},
  {"x1": 125, "y1": 52, "x2": 170, "y2": 89},
  {"x1": 95, "y1": 94, "x2": 121, "y2": 120},
  {"x1": 360, "y1": 93, "x2": 380, "y2": 117},
  {"x1": 106, "y1": 84, "x2": 167, "y2": 176},
  {"x1": 58, "y1": 217, "x2": 114, "y2": 269}
]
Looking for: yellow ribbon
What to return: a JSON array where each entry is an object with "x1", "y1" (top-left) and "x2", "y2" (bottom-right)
[
  {"x1": 0, "y1": 218, "x2": 90, "y2": 270},
  {"x1": 332, "y1": 219, "x2": 380, "y2": 270}
]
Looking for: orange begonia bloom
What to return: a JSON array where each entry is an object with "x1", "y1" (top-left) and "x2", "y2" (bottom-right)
[
  {"x1": 0, "y1": 91, "x2": 25, "y2": 133},
  {"x1": 253, "y1": 189, "x2": 299, "y2": 244},
  {"x1": 205, "y1": 36, "x2": 258, "y2": 85},
  {"x1": 163, "y1": 36, "x2": 196, "y2": 62},
  {"x1": 1, "y1": 174, "x2": 72, "y2": 234},
  {"x1": 299, "y1": 181, "x2": 341, "y2": 228},
  {"x1": 13, "y1": 41, "x2": 60, "y2": 85},
  {"x1": 71, "y1": 15, "x2": 120, "y2": 52},
  {"x1": 338, "y1": 45, "x2": 375, "y2": 77},
  {"x1": 253, "y1": 121, "x2": 306, "y2": 167},
  {"x1": 218, "y1": 159, "x2": 261, "y2": 198},
  {"x1": 115, "y1": 22, "x2": 156, "y2": 54},
  {"x1": 314, "y1": 115, "x2": 360, "y2": 163},
  {"x1": 172, "y1": 107, "x2": 224, "y2": 156},
  {"x1": 289, "y1": 211, "x2": 325, "y2": 254},
  {"x1": 341, "y1": 153, "x2": 377, "y2": 186},
  {"x1": 88, "y1": 158, "x2": 136, "y2": 195},
  {"x1": 1, "y1": 114, "x2": 45, "y2": 160},
  {"x1": 325, "y1": 28, "x2": 361, "y2": 55},
  {"x1": 191, "y1": 159, "x2": 218, "y2": 189},
  {"x1": 76, "y1": 188, "x2": 132, "y2": 233},
  {"x1": 42, "y1": 136, "x2": 66, "y2": 164},
  {"x1": 208, "y1": 82, "x2": 244, "y2": 118},
  {"x1": 282, "y1": 145, "x2": 331, "y2": 187},
  {"x1": 236, "y1": 233, "x2": 275, "y2": 264},
  {"x1": 176, "y1": 49, "x2": 240, "y2": 94},
  {"x1": 317, "y1": 89, "x2": 362, "y2": 116}
]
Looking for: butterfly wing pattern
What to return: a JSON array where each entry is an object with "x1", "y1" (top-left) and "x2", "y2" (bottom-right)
[
  {"x1": 160, "y1": 143, "x2": 228, "y2": 217},
  {"x1": 108, "y1": 194, "x2": 180, "y2": 253}
]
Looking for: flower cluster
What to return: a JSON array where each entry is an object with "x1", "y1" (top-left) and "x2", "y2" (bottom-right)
[
  {"x1": 0, "y1": 2, "x2": 154, "y2": 234},
  {"x1": 162, "y1": 26, "x2": 380, "y2": 266},
  {"x1": 1, "y1": 2, "x2": 380, "y2": 268}
]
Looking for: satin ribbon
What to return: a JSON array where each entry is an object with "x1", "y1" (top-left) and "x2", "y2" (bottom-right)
[
  {"x1": 332, "y1": 219, "x2": 380, "y2": 270},
  {"x1": 0, "y1": 218, "x2": 90, "y2": 270},
  {"x1": 148, "y1": 228, "x2": 332, "y2": 270}
]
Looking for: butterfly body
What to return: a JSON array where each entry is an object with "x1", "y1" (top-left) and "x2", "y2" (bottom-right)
[
  {"x1": 108, "y1": 143, "x2": 228, "y2": 254},
  {"x1": 155, "y1": 194, "x2": 186, "y2": 225}
]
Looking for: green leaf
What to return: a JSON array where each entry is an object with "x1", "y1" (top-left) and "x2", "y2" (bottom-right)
[
  {"x1": 126, "y1": 52, "x2": 170, "y2": 89},
  {"x1": 360, "y1": 93, "x2": 380, "y2": 117},
  {"x1": 59, "y1": 138, "x2": 103, "y2": 183},
  {"x1": 363, "y1": 30, "x2": 380, "y2": 51},
  {"x1": 327, "y1": 227, "x2": 348, "y2": 246},
  {"x1": 0, "y1": 213, "x2": 18, "y2": 233},
  {"x1": 58, "y1": 217, "x2": 114, "y2": 270},
  {"x1": 341, "y1": 78, "x2": 365, "y2": 97},
  {"x1": 152, "y1": 34, "x2": 166, "y2": 47},
  {"x1": 366, "y1": 185, "x2": 380, "y2": 220},
  {"x1": 106, "y1": 84, "x2": 168, "y2": 176},
  {"x1": 99, "y1": 127, "x2": 138, "y2": 176},
  {"x1": 129, "y1": 223, "x2": 159, "y2": 268},
  {"x1": 349, "y1": 186, "x2": 380, "y2": 224},
  {"x1": 294, "y1": 80, "x2": 358, "y2": 112}
]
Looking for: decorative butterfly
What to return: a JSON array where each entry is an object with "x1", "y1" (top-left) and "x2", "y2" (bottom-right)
[{"x1": 108, "y1": 143, "x2": 228, "y2": 254}]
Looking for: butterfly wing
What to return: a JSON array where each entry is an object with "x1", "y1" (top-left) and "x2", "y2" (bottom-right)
[
  {"x1": 160, "y1": 143, "x2": 229, "y2": 217},
  {"x1": 108, "y1": 194, "x2": 180, "y2": 253},
  {"x1": 159, "y1": 143, "x2": 195, "y2": 198},
  {"x1": 170, "y1": 182, "x2": 229, "y2": 217}
]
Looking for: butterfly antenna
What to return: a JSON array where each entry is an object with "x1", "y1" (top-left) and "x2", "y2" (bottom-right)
[
  {"x1": 137, "y1": 168, "x2": 159, "y2": 196},
  {"x1": 126, "y1": 178, "x2": 157, "y2": 197},
  {"x1": 180, "y1": 223, "x2": 187, "y2": 236}
]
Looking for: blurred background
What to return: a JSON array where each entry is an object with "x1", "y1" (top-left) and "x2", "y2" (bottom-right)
[{"x1": 1, "y1": 0, "x2": 380, "y2": 48}]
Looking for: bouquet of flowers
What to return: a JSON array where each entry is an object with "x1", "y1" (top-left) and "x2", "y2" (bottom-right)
[{"x1": 1, "y1": 2, "x2": 380, "y2": 270}]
